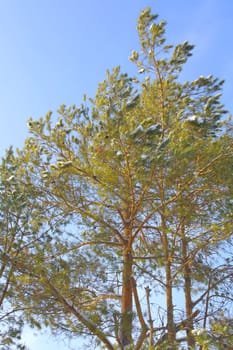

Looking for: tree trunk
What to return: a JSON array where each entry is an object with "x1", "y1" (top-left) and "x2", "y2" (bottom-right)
[
  {"x1": 181, "y1": 222, "x2": 195, "y2": 348},
  {"x1": 161, "y1": 214, "x2": 176, "y2": 345},
  {"x1": 166, "y1": 257, "x2": 176, "y2": 345},
  {"x1": 120, "y1": 243, "x2": 133, "y2": 348}
]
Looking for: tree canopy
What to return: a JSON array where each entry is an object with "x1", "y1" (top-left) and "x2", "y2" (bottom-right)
[{"x1": 1, "y1": 8, "x2": 233, "y2": 350}]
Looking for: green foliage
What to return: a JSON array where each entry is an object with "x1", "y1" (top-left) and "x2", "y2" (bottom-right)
[
  {"x1": 0, "y1": 321, "x2": 28, "y2": 350},
  {"x1": 1, "y1": 7, "x2": 233, "y2": 350},
  {"x1": 0, "y1": 149, "x2": 32, "y2": 349},
  {"x1": 193, "y1": 316, "x2": 233, "y2": 349}
]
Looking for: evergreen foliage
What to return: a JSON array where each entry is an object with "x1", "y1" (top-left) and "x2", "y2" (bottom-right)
[{"x1": 1, "y1": 8, "x2": 233, "y2": 350}]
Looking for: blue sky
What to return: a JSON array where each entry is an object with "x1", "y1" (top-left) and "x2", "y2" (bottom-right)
[{"x1": 0, "y1": 1, "x2": 233, "y2": 349}]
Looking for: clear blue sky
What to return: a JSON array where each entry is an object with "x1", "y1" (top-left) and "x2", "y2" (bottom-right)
[{"x1": 0, "y1": 1, "x2": 233, "y2": 349}]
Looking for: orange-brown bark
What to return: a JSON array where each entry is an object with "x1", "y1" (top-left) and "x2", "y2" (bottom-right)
[
  {"x1": 181, "y1": 223, "x2": 195, "y2": 347},
  {"x1": 120, "y1": 243, "x2": 133, "y2": 347}
]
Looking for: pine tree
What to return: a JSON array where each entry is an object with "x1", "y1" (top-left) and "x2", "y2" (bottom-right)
[{"x1": 3, "y1": 8, "x2": 232, "y2": 349}]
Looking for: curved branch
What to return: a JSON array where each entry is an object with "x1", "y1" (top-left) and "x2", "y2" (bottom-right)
[{"x1": 45, "y1": 278, "x2": 115, "y2": 350}]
